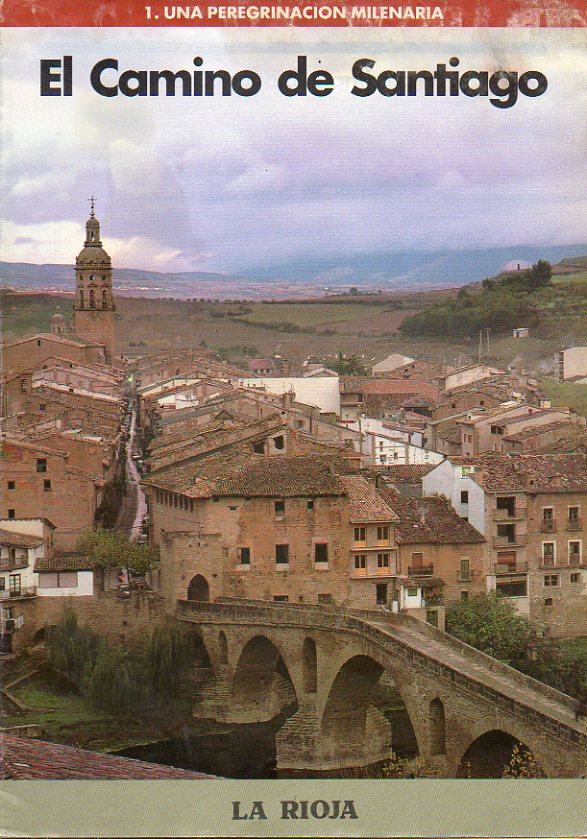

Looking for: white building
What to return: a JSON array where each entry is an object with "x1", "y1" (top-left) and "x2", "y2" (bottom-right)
[
  {"x1": 238, "y1": 375, "x2": 341, "y2": 416},
  {"x1": 347, "y1": 418, "x2": 444, "y2": 466},
  {"x1": 556, "y1": 347, "x2": 587, "y2": 383}
]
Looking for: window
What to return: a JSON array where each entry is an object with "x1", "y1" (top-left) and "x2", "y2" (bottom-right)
[
  {"x1": 307, "y1": 499, "x2": 315, "y2": 511},
  {"x1": 7, "y1": 481, "x2": 15, "y2": 490},
  {"x1": 317, "y1": 593, "x2": 333, "y2": 604},
  {"x1": 497, "y1": 523, "x2": 516, "y2": 543},
  {"x1": 461, "y1": 467, "x2": 472, "y2": 478},
  {"x1": 273, "y1": 435, "x2": 285, "y2": 450},
  {"x1": 314, "y1": 543, "x2": 328, "y2": 564},
  {"x1": 7, "y1": 510, "x2": 15, "y2": 520},
  {"x1": 252, "y1": 442, "x2": 265, "y2": 454},
  {"x1": 377, "y1": 526, "x2": 390, "y2": 541},
  {"x1": 569, "y1": 541, "x2": 581, "y2": 563},
  {"x1": 377, "y1": 553, "x2": 390, "y2": 568},
  {"x1": 43, "y1": 480, "x2": 52, "y2": 492},
  {"x1": 38, "y1": 571, "x2": 78, "y2": 588},
  {"x1": 237, "y1": 547, "x2": 251, "y2": 565},
  {"x1": 460, "y1": 591, "x2": 469, "y2": 602},
  {"x1": 460, "y1": 491, "x2": 469, "y2": 504},
  {"x1": 544, "y1": 574, "x2": 559, "y2": 587},
  {"x1": 544, "y1": 597, "x2": 553, "y2": 607},
  {"x1": 354, "y1": 526, "x2": 366, "y2": 542},
  {"x1": 571, "y1": 573, "x2": 581, "y2": 583},
  {"x1": 9, "y1": 548, "x2": 16, "y2": 560},
  {"x1": 0, "y1": 579, "x2": 5, "y2": 591},
  {"x1": 9, "y1": 574, "x2": 21, "y2": 595},
  {"x1": 37, "y1": 339, "x2": 41, "y2": 347},
  {"x1": 273, "y1": 595, "x2": 289, "y2": 602},
  {"x1": 542, "y1": 543, "x2": 556, "y2": 565},
  {"x1": 490, "y1": 425, "x2": 504, "y2": 435},
  {"x1": 497, "y1": 580, "x2": 527, "y2": 597},
  {"x1": 20, "y1": 379, "x2": 27, "y2": 393},
  {"x1": 569, "y1": 506, "x2": 580, "y2": 523},
  {"x1": 36, "y1": 458, "x2": 47, "y2": 473},
  {"x1": 275, "y1": 544, "x2": 289, "y2": 565},
  {"x1": 407, "y1": 587, "x2": 419, "y2": 597},
  {"x1": 459, "y1": 558, "x2": 471, "y2": 581},
  {"x1": 39, "y1": 404, "x2": 46, "y2": 412},
  {"x1": 274, "y1": 500, "x2": 285, "y2": 518},
  {"x1": 354, "y1": 554, "x2": 366, "y2": 569},
  {"x1": 411, "y1": 552, "x2": 424, "y2": 569}
]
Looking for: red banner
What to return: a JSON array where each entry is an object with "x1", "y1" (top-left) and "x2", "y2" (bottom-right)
[{"x1": 1, "y1": 0, "x2": 586, "y2": 27}]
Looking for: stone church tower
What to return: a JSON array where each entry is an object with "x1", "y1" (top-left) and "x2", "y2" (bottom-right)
[{"x1": 73, "y1": 200, "x2": 116, "y2": 364}]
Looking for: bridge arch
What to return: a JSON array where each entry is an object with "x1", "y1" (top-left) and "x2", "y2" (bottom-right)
[
  {"x1": 187, "y1": 574, "x2": 209, "y2": 601},
  {"x1": 320, "y1": 654, "x2": 399, "y2": 767},
  {"x1": 456, "y1": 724, "x2": 546, "y2": 778},
  {"x1": 230, "y1": 634, "x2": 298, "y2": 723}
]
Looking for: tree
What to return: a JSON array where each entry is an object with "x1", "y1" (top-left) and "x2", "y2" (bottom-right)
[
  {"x1": 46, "y1": 604, "x2": 103, "y2": 686},
  {"x1": 532, "y1": 259, "x2": 552, "y2": 286},
  {"x1": 144, "y1": 621, "x2": 195, "y2": 704},
  {"x1": 446, "y1": 592, "x2": 536, "y2": 661},
  {"x1": 84, "y1": 645, "x2": 146, "y2": 714},
  {"x1": 77, "y1": 530, "x2": 159, "y2": 589},
  {"x1": 326, "y1": 352, "x2": 367, "y2": 376}
]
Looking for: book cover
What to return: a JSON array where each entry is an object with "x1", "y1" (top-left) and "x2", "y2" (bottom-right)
[{"x1": 0, "y1": 0, "x2": 586, "y2": 836}]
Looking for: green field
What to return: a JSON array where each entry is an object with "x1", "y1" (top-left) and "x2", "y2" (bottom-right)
[
  {"x1": 5, "y1": 670, "x2": 162, "y2": 752},
  {"x1": 553, "y1": 271, "x2": 587, "y2": 285},
  {"x1": 238, "y1": 301, "x2": 385, "y2": 327},
  {"x1": 539, "y1": 378, "x2": 587, "y2": 415}
]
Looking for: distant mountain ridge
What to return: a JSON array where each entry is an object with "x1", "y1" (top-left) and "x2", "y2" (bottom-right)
[{"x1": 1, "y1": 245, "x2": 586, "y2": 295}]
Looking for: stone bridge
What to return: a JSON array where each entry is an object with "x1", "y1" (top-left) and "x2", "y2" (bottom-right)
[{"x1": 176, "y1": 599, "x2": 587, "y2": 778}]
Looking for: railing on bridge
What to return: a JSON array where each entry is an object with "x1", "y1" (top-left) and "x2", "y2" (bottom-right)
[{"x1": 176, "y1": 597, "x2": 581, "y2": 722}]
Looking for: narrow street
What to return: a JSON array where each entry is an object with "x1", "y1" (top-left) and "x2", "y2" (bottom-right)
[{"x1": 116, "y1": 404, "x2": 147, "y2": 539}]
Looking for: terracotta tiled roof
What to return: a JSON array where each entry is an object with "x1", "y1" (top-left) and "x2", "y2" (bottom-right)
[
  {"x1": 35, "y1": 552, "x2": 95, "y2": 572},
  {"x1": 378, "y1": 464, "x2": 437, "y2": 483},
  {"x1": 0, "y1": 734, "x2": 214, "y2": 779},
  {"x1": 339, "y1": 475, "x2": 399, "y2": 523},
  {"x1": 363, "y1": 379, "x2": 439, "y2": 397},
  {"x1": 0, "y1": 529, "x2": 44, "y2": 548},
  {"x1": 145, "y1": 451, "x2": 347, "y2": 498},
  {"x1": 378, "y1": 488, "x2": 485, "y2": 544},
  {"x1": 503, "y1": 420, "x2": 574, "y2": 442},
  {"x1": 451, "y1": 452, "x2": 587, "y2": 492}
]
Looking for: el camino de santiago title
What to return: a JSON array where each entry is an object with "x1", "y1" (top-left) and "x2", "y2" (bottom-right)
[{"x1": 40, "y1": 55, "x2": 547, "y2": 108}]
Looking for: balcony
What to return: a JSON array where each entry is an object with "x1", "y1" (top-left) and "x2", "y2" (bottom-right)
[
  {"x1": 0, "y1": 586, "x2": 37, "y2": 599},
  {"x1": 0, "y1": 614, "x2": 24, "y2": 632},
  {"x1": 540, "y1": 519, "x2": 556, "y2": 533},
  {"x1": 492, "y1": 562, "x2": 529, "y2": 575},
  {"x1": 492, "y1": 507, "x2": 527, "y2": 521},
  {"x1": 567, "y1": 518, "x2": 583, "y2": 531},
  {"x1": 408, "y1": 564, "x2": 434, "y2": 576},
  {"x1": 0, "y1": 559, "x2": 29, "y2": 572},
  {"x1": 492, "y1": 534, "x2": 527, "y2": 547}
]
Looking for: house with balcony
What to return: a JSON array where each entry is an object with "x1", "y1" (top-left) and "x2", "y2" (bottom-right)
[
  {"x1": 377, "y1": 488, "x2": 485, "y2": 624},
  {"x1": 0, "y1": 518, "x2": 96, "y2": 653},
  {"x1": 423, "y1": 453, "x2": 587, "y2": 636}
]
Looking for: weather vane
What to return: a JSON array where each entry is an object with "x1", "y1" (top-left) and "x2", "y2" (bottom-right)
[{"x1": 89, "y1": 196, "x2": 97, "y2": 217}]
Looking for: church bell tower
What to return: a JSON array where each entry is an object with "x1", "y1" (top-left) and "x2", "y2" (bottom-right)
[{"x1": 73, "y1": 199, "x2": 116, "y2": 364}]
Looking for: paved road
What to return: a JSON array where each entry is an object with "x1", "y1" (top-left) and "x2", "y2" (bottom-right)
[
  {"x1": 370, "y1": 617, "x2": 587, "y2": 733},
  {"x1": 116, "y1": 407, "x2": 146, "y2": 538}
]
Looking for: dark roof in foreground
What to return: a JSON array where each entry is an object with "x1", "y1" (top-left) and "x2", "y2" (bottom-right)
[{"x1": 0, "y1": 733, "x2": 214, "y2": 779}]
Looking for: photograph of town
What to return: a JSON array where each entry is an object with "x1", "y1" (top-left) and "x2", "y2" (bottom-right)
[{"x1": 2, "y1": 22, "x2": 587, "y2": 787}]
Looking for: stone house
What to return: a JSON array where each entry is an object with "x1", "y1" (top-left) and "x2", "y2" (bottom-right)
[
  {"x1": 423, "y1": 453, "x2": 587, "y2": 637},
  {"x1": 0, "y1": 439, "x2": 108, "y2": 551}
]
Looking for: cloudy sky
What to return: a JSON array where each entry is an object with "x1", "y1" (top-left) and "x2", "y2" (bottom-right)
[{"x1": 1, "y1": 26, "x2": 586, "y2": 274}]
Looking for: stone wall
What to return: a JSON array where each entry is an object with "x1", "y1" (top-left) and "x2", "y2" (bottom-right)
[{"x1": 11, "y1": 591, "x2": 164, "y2": 653}]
